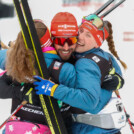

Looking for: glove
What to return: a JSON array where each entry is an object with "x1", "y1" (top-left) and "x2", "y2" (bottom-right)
[
  {"x1": 33, "y1": 75, "x2": 58, "y2": 96},
  {"x1": 17, "y1": 83, "x2": 40, "y2": 106},
  {"x1": 102, "y1": 71, "x2": 124, "y2": 90},
  {"x1": 0, "y1": 73, "x2": 39, "y2": 106}
]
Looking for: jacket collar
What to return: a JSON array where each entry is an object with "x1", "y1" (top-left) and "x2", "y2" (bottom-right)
[{"x1": 75, "y1": 48, "x2": 101, "y2": 59}]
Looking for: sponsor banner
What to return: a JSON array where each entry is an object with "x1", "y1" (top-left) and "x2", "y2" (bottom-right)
[
  {"x1": 123, "y1": 32, "x2": 134, "y2": 42},
  {"x1": 62, "y1": 0, "x2": 123, "y2": 10}
]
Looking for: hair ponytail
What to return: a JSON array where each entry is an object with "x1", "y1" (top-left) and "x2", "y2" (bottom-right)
[{"x1": 104, "y1": 21, "x2": 127, "y2": 70}]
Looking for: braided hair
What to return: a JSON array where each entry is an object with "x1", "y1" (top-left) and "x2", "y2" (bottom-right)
[{"x1": 104, "y1": 21, "x2": 127, "y2": 70}]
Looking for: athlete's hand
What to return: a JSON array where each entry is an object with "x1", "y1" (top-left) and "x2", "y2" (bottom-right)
[
  {"x1": 33, "y1": 76, "x2": 58, "y2": 96},
  {"x1": 102, "y1": 73, "x2": 124, "y2": 90},
  {"x1": 20, "y1": 83, "x2": 40, "y2": 106}
]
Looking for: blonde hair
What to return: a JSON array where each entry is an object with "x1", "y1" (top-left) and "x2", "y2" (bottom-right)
[
  {"x1": 104, "y1": 21, "x2": 127, "y2": 70},
  {"x1": 6, "y1": 21, "x2": 48, "y2": 83}
]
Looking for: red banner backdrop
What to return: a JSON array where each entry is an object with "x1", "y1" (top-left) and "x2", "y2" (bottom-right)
[
  {"x1": 61, "y1": 0, "x2": 122, "y2": 11},
  {"x1": 123, "y1": 32, "x2": 134, "y2": 42}
]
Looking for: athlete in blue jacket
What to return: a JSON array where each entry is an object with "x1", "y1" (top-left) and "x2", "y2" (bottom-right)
[{"x1": 33, "y1": 13, "x2": 126, "y2": 134}]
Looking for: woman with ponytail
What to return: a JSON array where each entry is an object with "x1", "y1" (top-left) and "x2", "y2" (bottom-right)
[{"x1": 33, "y1": 14, "x2": 126, "y2": 134}]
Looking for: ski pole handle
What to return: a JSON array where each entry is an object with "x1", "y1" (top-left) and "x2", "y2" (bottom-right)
[
  {"x1": 0, "y1": 100, "x2": 27, "y2": 130},
  {"x1": 21, "y1": 100, "x2": 27, "y2": 105}
]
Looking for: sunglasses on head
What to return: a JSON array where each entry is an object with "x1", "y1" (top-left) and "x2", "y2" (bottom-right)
[
  {"x1": 83, "y1": 14, "x2": 104, "y2": 29},
  {"x1": 83, "y1": 14, "x2": 105, "y2": 41},
  {"x1": 53, "y1": 37, "x2": 77, "y2": 46}
]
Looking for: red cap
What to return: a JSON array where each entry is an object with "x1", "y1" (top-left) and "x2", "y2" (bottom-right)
[
  {"x1": 51, "y1": 12, "x2": 78, "y2": 37},
  {"x1": 40, "y1": 28, "x2": 52, "y2": 48},
  {"x1": 34, "y1": 19, "x2": 52, "y2": 48},
  {"x1": 80, "y1": 21, "x2": 109, "y2": 46}
]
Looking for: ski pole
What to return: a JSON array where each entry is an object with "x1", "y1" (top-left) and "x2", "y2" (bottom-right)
[
  {"x1": 100, "y1": 0, "x2": 125, "y2": 18},
  {"x1": 94, "y1": 0, "x2": 114, "y2": 15},
  {"x1": 115, "y1": 90, "x2": 134, "y2": 134},
  {"x1": 89, "y1": 0, "x2": 126, "y2": 19},
  {"x1": 0, "y1": 100, "x2": 27, "y2": 130}
]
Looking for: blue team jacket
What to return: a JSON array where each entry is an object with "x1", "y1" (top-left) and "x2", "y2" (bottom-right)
[{"x1": 53, "y1": 48, "x2": 122, "y2": 134}]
